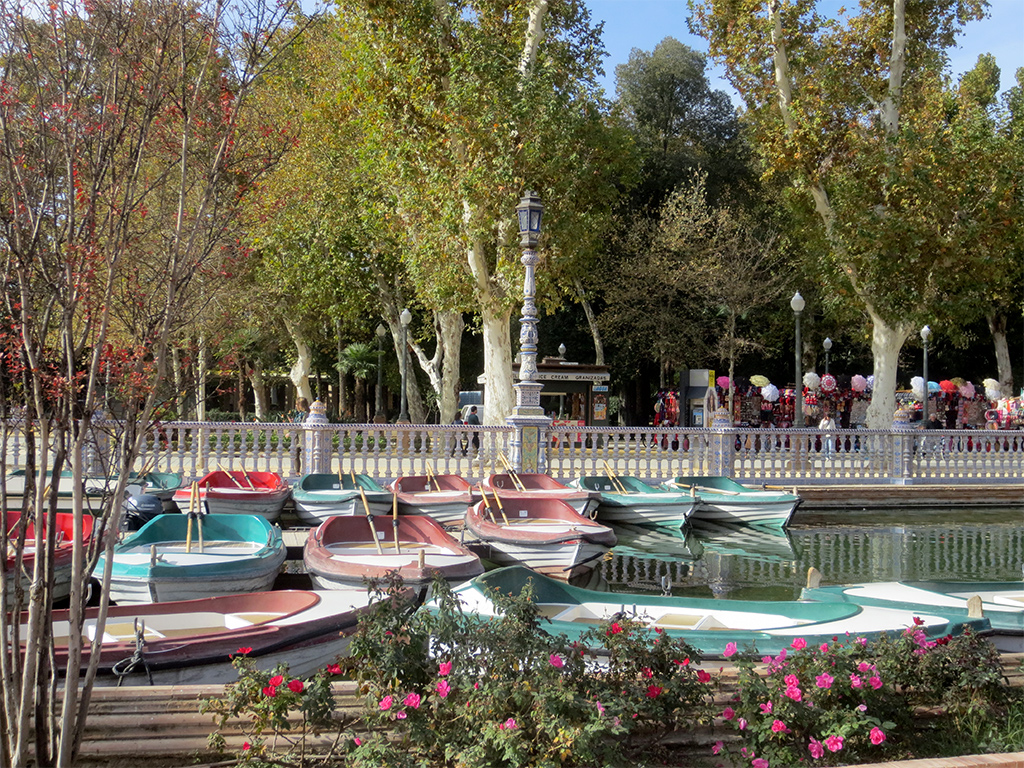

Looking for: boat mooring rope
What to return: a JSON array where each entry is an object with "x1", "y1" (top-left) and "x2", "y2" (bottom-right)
[{"x1": 112, "y1": 617, "x2": 154, "y2": 686}]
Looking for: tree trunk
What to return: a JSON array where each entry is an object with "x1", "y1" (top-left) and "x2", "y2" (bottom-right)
[
  {"x1": 237, "y1": 363, "x2": 248, "y2": 421},
  {"x1": 437, "y1": 311, "x2": 464, "y2": 423},
  {"x1": 171, "y1": 346, "x2": 182, "y2": 419},
  {"x1": 197, "y1": 333, "x2": 208, "y2": 421},
  {"x1": 864, "y1": 311, "x2": 913, "y2": 429},
  {"x1": 574, "y1": 278, "x2": 604, "y2": 365},
  {"x1": 248, "y1": 359, "x2": 269, "y2": 421},
  {"x1": 987, "y1": 312, "x2": 1013, "y2": 395},
  {"x1": 284, "y1": 318, "x2": 314, "y2": 403},
  {"x1": 354, "y1": 377, "x2": 366, "y2": 422},
  {"x1": 336, "y1": 319, "x2": 346, "y2": 420}
]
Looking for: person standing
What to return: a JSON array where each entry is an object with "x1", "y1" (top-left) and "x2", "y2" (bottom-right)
[
  {"x1": 466, "y1": 405, "x2": 481, "y2": 454},
  {"x1": 818, "y1": 411, "x2": 836, "y2": 459},
  {"x1": 288, "y1": 397, "x2": 310, "y2": 473}
]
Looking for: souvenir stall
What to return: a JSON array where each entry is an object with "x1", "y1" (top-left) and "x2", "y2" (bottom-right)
[{"x1": 910, "y1": 377, "x2": 991, "y2": 428}]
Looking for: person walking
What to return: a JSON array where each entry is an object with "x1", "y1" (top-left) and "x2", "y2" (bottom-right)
[
  {"x1": 451, "y1": 413, "x2": 467, "y2": 456},
  {"x1": 818, "y1": 411, "x2": 836, "y2": 460},
  {"x1": 466, "y1": 405, "x2": 481, "y2": 455}
]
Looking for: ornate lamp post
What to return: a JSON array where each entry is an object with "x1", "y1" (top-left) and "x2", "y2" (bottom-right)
[
  {"x1": 921, "y1": 325, "x2": 931, "y2": 424},
  {"x1": 374, "y1": 323, "x2": 387, "y2": 423},
  {"x1": 823, "y1": 337, "x2": 832, "y2": 375},
  {"x1": 398, "y1": 308, "x2": 412, "y2": 423},
  {"x1": 791, "y1": 292, "x2": 805, "y2": 427},
  {"x1": 508, "y1": 191, "x2": 550, "y2": 472}
]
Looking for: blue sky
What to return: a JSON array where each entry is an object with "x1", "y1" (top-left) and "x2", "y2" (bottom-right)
[{"x1": 587, "y1": 0, "x2": 1024, "y2": 101}]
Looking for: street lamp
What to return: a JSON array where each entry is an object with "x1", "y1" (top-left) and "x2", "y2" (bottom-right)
[
  {"x1": 513, "y1": 191, "x2": 544, "y2": 387},
  {"x1": 791, "y1": 292, "x2": 805, "y2": 427},
  {"x1": 374, "y1": 323, "x2": 387, "y2": 423},
  {"x1": 921, "y1": 325, "x2": 931, "y2": 424},
  {"x1": 398, "y1": 308, "x2": 412, "y2": 423},
  {"x1": 823, "y1": 337, "x2": 832, "y2": 375}
]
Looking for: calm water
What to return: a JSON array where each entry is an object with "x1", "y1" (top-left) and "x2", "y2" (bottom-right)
[{"x1": 591, "y1": 507, "x2": 1024, "y2": 601}]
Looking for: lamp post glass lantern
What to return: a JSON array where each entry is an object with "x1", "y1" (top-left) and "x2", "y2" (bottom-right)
[
  {"x1": 398, "y1": 308, "x2": 412, "y2": 423},
  {"x1": 791, "y1": 292, "x2": 805, "y2": 427},
  {"x1": 374, "y1": 323, "x2": 387, "y2": 422},
  {"x1": 921, "y1": 325, "x2": 931, "y2": 424},
  {"x1": 823, "y1": 337, "x2": 832, "y2": 375}
]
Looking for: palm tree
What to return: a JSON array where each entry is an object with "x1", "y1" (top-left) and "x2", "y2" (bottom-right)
[{"x1": 337, "y1": 342, "x2": 379, "y2": 422}]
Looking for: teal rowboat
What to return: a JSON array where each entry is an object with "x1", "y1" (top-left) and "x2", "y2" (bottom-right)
[
  {"x1": 451, "y1": 566, "x2": 992, "y2": 659},
  {"x1": 97, "y1": 513, "x2": 286, "y2": 604},
  {"x1": 664, "y1": 476, "x2": 801, "y2": 528},
  {"x1": 801, "y1": 581, "x2": 1024, "y2": 653},
  {"x1": 292, "y1": 473, "x2": 394, "y2": 525},
  {"x1": 567, "y1": 476, "x2": 695, "y2": 528}
]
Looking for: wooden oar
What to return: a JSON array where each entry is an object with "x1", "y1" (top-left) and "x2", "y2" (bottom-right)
[
  {"x1": 666, "y1": 481, "x2": 698, "y2": 498},
  {"x1": 497, "y1": 452, "x2": 526, "y2": 492},
  {"x1": 425, "y1": 464, "x2": 442, "y2": 492},
  {"x1": 391, "y1": 488, "x2": 401, "y2": 554},
  {"x1": 478, "y1": 486, "x2": 499, "y2": 525},
  {"x1": 217, "y1": 463, "x2": 246, "y2": 490},
  {"x1": 186, "y1": 481, "x2": 197, "y2": 553},
  {"x1": 354, "y1": 472, "x2": 384, "y2": 555},
  {"x1": 602, "y1": 460, "x2": 629, "y2": 495},
  {"x1": 238, "y1": 465, "x2": 257, "y2": 491},
  {"x1": 490, "y1": 488, "x2": 511, "y2": 526}
]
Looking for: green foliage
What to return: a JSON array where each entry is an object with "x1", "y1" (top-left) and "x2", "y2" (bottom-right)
[{"x1": 717, "y1": 624, "x2": 1014, "y2": 767}]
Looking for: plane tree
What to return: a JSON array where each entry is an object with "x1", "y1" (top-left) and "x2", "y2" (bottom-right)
[{"x1": 689, "y1": 0, "x2": 1016, "y2": 426}]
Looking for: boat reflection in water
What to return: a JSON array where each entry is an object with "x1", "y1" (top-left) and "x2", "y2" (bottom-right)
[{"x1": 589, "y1": 507, "x2": 1023, "y2": 603}]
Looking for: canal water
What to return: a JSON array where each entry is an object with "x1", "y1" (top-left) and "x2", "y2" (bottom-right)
[{"x1": 591, "y1": 507, "x2": 1024, "y2": 601}]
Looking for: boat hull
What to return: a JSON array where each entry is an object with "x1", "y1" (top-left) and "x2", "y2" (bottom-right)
[
  {"x1": 304, "y1": 514, "x2": 483, "y2": 588},
  {"x1": 390, "y1": 475, "x2": 474, "y2": 525},
  {"x1": 466, "y1": 497, "x2": 616, "y2": 580},
  {"x1": 667, "y1": 477, "x2": 801, "y2": 528},
  {"x1": 802, "y1": 581, "x2": 1024, "y2": 653},
  {"x1": 97, "y1": 514, "x2": 287, "y2": 605},
  {"x1": 172, "y1": 471, "x2": 290, "y2": 522},
  {"x1": 452, "y1": 566, "x2": 993, "y2": 659},
  {"x1": 569, "y1": 476, "x2": 695, "y2": 527},
  {"x1": 40, "y1": 590, "x2": 381, "y2": 686},
  {"x1": 292, "y1": 474, "x2": 394, "y2": 524}
]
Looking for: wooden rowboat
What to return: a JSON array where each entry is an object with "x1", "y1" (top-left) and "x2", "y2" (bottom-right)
[
  {"x1": 303, "y1": 514, "x2": 483, "y2": 589},
  {"x1": 96, "y1": 513, "x2": 286, "y2": 604},
  {"x1": 41, "y1": 589, "x2": 386, "y2": 686},
  {"x1": 4, "y1": 511, "x2": 97, "y2": 602},
  {"x1": 292, "y1": 473, "x2": 393, "y2": 524},
  {"x1": 665, "y1": 476, "x2": 801, "y2": 528},
  {"x1": 171, "y1": 470, "x2": 290, "y2": 522},
  {"x1": 465, "y1": 496, "x2": 616, "y2": 580},
  {"x1": 452, "y1": 566, "x2": 993, "y2": 660},
  {"x1": 567, "y1": 475, "x2": 695, "y2": 528},
  {"x1": 388, "y1": 474, "x2": 474, "y2": 525},
  {"x1": 481, "y1": 473, "x2": 599, "y2": 518}
]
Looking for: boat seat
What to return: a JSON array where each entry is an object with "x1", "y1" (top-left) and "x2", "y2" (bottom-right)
[
  {"x1": 653, "y1": 613, "x2": 726, "y2": 631},
  {"x1": 536, "y1": 603, "x2": 574, "y2": 619}
]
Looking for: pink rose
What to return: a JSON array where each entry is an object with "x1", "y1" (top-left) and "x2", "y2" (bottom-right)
[
  {"x1": 869, "y1": 676, "x2": 883, "y2": 690},
  {"x1": 784, "y1": 685, "x2": 802, "y2": 702},
  {"x1": 287, "y1": 679, "x2": 304, "y2": 693},
  {"x1": 712, "y1": 740, "x2": 723, "y2": 755},
  {"x1": 269, "y1": 675, "x2": 284, "y2": 687},
  {"x1": 809, "y1": 738, "x2": 824, "y2": 759},
  {"x1": 436, "y1": 680, "x2": 451, "y2": 699},
  {"x1": 870, "y1": 727, "x2": 886, "y2": 745},
  {"x1": 824, "y1": 734, "x2": 844, "y2": 752},
  {"x1": 819, "y1": 643, "x2": 829, "y2": 653},
  {"x1": 262, "y1": 685, "x2": 277, "y2": 697},
  {"x1": 771, "y1": 719, "x2": 787, "y2": 733},
  {"x1": 327, "y1": 663, "x2": 342, "y2": 675},
  {"x1": 722, "y1": 706, "x2": 735, "y2": 720},
  {"x1": 850, "y1": 674, "x2": 863, "y2": 689},
  {"x1": 738, "y1": 718, "x2": 747, "y2": 731},
  {"x1": 697, "y1": 670, "x2": 711, "y2": 683},
  {"x1": 549, "y1": 654, "x2": 564, "y2": 668},
  {"x1": 791, "y1": 637, "x2": 807, "y2": 650},
  {"x1": 784, "y1": 674, "x2": 799, "y2": 686},
  {"x1": 858, "y1": 661, "x2": 874, "y2": 672},
  {"x1": 499, "y1": 717, "x2": 517, "y2": 730},
  {"x1": 438, "y1": 661, "x2": 452, "y2": 676},
  {"x1": 236, "y1": 646, "x2": 252, "y2": 656},
  {"x1": 753, "y1": 759, "x2": 769, "y2": 768},
  {"x1": 647, "y1": 685, "x2": 663, "y2": 698},
  {"x1": 724, "y1": 642, "x2": 738, "y2": 658},
  {"x1": 815, "y1": 673, "x2": 833, "y2": 689},
  {"x1": 379, "y1": 695, "x2": 393, "y2": 711},
  {"x1": 403, "y1": 692, "x2": 421, "y2": 709},
  {"x1": 394, "y1": 711, "x2": 407, "y2": 720}
]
